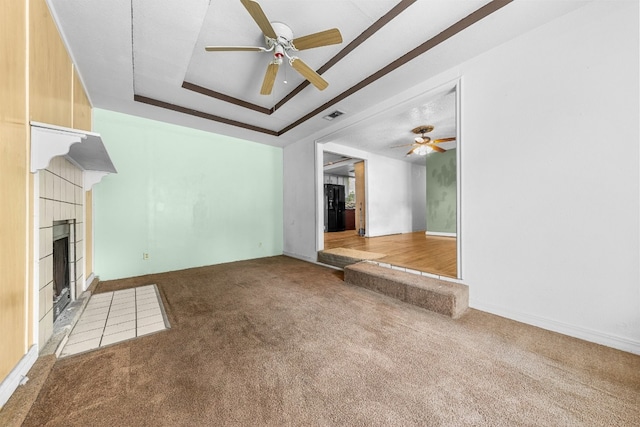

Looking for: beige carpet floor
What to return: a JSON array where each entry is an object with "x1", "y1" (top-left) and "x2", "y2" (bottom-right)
[{"x1": 12, "y1": 256, "x2": 640, "y2": 426}]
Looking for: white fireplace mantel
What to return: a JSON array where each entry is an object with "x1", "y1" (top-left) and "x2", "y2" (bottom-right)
[{"x1": 30, "y1": 121, "x2": 117, "y2": 190}]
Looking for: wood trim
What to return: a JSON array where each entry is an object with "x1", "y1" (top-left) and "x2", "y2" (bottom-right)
[
  {"x1": 279, "y1": 0, "x2": 513, "y2": 135},
  {"x1": 273, "y1": 0, "x2": 416, "y2": 112},
  {"x1": 140, "y1": 0, "x2": 513, "y2": 137},
  {"x1": 133, "y1": 95, "x2": 279, "y2": 136},
  {"x1": 354, "y1": 161, "x2": 366, "y2": 235},
  {"x1": 181, "y1": 81, "x2": 274, "y2": 115},
  {"x1": 182, "y1": 0, "x2": 416, "y2": 114}
]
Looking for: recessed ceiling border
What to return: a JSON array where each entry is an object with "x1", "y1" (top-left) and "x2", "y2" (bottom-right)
[
  {"x1": 133, "y1": 94, "x2": 279, "y2": 136},
  {"x1": 135, "y1": 0, "x2": 513, "y2": 137},
  {"x1": 182, "y1": 0, "x2": 417, "y2": 115},
  {"x1": 182, "y1": 81, "x2": 274, "y2": 115},
  {"x1": 279, "y1": 0, "x2": 513, "y2": 135}
]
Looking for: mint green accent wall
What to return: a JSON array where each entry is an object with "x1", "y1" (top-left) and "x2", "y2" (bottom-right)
[
  {"x1": 92, "y1": 109, "x2": 283, "y2": 280},
  {"x1": 426, "y1": 149, "x2": 456, "y2": 233}
]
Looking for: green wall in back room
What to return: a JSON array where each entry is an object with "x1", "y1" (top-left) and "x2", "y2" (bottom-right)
[
  {"x1": 92, "y1": 109, "x2": 283, "y2": 280},
  {"x1": 426, "y1": 148, "x2": 456, "y2": 234}
]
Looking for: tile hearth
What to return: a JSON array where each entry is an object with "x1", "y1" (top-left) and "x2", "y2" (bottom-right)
[{"x1": 60, "y1": 284, "x2": 169, "y2": 357}]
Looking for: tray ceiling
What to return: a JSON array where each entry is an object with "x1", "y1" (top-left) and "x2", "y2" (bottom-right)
[{"x1": 49, "y1": 0, "x2": 590, "y2": 162}]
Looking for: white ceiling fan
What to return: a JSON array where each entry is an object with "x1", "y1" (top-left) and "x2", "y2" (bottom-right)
[{"x1": 205, "y1": 0, "x2": 343, "y2": 95}]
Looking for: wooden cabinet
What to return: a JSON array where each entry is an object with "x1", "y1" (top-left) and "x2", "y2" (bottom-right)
[{"x1": 345, "y1": 209, "x2": 355, "y2": 230}]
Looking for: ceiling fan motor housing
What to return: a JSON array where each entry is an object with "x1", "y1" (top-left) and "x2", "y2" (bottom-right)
[
  {"x1": 265, "y1": 22, "x2": 294, "y2": 64},
  {"x1": 266, "y1": 22, "x2": 293, "y2": 45},
  {"x1": 204, "y1": 1, "x2": 340, "y2": 94}
]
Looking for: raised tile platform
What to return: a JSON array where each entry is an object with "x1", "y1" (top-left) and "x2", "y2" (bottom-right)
[{"x1": 344, "y1": 262, "x2": 468, "y2": 318}]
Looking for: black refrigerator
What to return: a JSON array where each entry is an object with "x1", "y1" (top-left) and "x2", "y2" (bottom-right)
[{"x1": 324, "y1": 184, "x2": 346, "y2": 232}]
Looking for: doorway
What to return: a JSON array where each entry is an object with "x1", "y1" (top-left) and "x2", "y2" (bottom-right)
[
  {"x1": 321, "y1": 152, "x2": 366, "y2": 237},
  {"x1": 315, "y1": 80, "x2": 461, "y2": 279}
]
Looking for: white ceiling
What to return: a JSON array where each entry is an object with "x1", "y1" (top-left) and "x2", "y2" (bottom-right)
[
  {"x1": 320, "y1": 83, "x2": 457, "y2": 166},
  {"x1": 49, "y1": 0, "x2": 591, "y2": 162},
  {"x1": 323, "y1": 152, "x2": 357, "y2": 177}
]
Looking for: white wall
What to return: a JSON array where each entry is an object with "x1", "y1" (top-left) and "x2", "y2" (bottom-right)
[
  {"x1": 366, "y1": 152, "x2": 414, "y2": 237},
  {"x1": 460, "y1": 0, "x2": 639, "y2": 352},
  {"x1": 316, "y1": 142, "x2": 422, "y2": 241},
  {"x1": 283, "y1": 139, "x2": 317, "y2": 262},
  {"x1": 283, "y1": 1, "x2": 640, "y2": 353},
  {"x1": 411, "y1": 163, "x2": 427, "y2": 232}
]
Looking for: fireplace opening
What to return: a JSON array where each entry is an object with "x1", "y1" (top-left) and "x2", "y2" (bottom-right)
[{"x1": 52, "y1": 221, "x2": 71, "y2": 321}]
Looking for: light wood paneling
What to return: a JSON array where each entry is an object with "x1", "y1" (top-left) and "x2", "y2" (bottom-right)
[
  {"x1": 0, "y1": 0, "x2": 28, "y2": 381},
  {"x1": 2, "y1": 0, "x2": 91, "y2": 385},
  {"x1": 325, "y1": 231, "x2": 457, "y2": 278},
  {"x1": 85, "y1": 190, "x2": 93, "y2": 279},
  {"x1": 72, "y1": 66, "x2": 91, "y2": 131},
  {"x1": 1, "y1": 5, "x2": 25, "y2": 123},
  {"x1": 29, "y1": 0, "x2": 72, "y2": 127}
]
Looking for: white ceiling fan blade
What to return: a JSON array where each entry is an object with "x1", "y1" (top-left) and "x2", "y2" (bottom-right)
[
  {"x1": 290, "y1": 57, "x2": 328, "y2": 91},
  {"x1": 205, "y1": 46, "x2": 266, "y2": 52}
]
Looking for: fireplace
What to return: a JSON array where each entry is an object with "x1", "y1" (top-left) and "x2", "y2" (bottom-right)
[{"x1": 52, "y1": 221, "x2": 72, "y2": 321}]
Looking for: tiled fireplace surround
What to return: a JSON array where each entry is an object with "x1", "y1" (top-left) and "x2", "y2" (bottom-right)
[{"x1": 37, "y1": 156, "x2": 87, "y2": 348}]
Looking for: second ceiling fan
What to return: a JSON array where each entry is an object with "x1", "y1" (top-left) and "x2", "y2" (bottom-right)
[
  {"x1": 205, "y1": 0, "x2": 343, "y2": 95},
  {"x1": 392, "y1": 125, "x2": 456, "y2": 156}
]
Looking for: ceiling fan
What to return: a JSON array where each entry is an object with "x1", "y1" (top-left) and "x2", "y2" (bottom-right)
[
  {"x1": 391, "y1": 125, "x2": 456, "y2": 156},
  {"x1": 205, "y1": 0, "x2": 343, "y2": 95}
]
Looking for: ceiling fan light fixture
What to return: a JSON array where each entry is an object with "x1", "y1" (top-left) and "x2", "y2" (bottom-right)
[
  {"x1": 414, "y1": 145, "x2": 432, "y2": 156},
  {"x1": 395, "y1": 126, "x2": 454, "y2": 157},
  {"x1": 205, "y1": 1, "x2": 343, "y2": 95},
  {"x1": 273, "y1": 44, "x2": 285, "y2": 64}
]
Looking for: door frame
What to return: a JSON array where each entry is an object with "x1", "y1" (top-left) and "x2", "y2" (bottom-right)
[
  {"x1": 314, "y1": 78, "x2": 462, "y2": 280},
  {"x1": 315, "y1": 145, "x2": 368, "y2": 251}
]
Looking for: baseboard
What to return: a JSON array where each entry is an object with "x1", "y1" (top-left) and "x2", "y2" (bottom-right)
[
  {"x1": 0, "y1": 345, "x2": 38, "y2": 409},
  {"x1": 85, "y1": 273, "x2": 95, "y2": 288},
  {"x1": 425, "y1": 231, "x2": 456, "y2": 237},
  {"x1": 470, "y1": 301, "x2": 640, "y2": 355},
  {"x1": 283, "y1": 251, "x2": 317, "y2": 264}
]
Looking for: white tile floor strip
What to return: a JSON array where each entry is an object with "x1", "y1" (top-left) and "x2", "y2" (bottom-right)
[{"x1": 60, "y1": 284, "x2": 170, "y2": 357}]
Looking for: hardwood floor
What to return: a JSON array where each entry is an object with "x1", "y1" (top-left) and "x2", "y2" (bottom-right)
[{"x1": 324, "y1": 230, "x2": 457, "y2": 278}]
